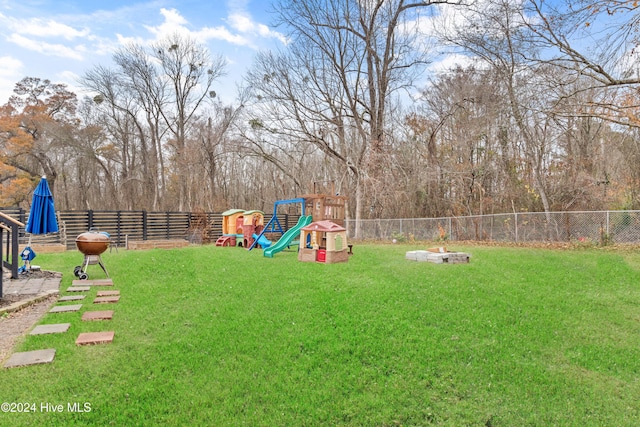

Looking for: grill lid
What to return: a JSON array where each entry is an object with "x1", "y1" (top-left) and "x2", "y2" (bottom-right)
[{"x1": 76, "y1": 231, "x2": 110, "y2": 255}]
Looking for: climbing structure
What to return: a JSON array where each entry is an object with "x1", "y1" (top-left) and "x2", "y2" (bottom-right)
[{"x1": 300, "y1": 181, "x2": 347, "y2": 227}]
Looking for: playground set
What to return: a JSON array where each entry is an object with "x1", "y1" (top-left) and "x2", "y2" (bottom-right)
[
  {"x1": 215, "y1": 209, "x2": 268, "y2": 249},
  {"x1": 215, "y1": 182, "x2": 350, "y2": 263}
]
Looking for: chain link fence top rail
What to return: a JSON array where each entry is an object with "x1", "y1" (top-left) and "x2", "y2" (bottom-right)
[{"x1": 346, "y1": 211, "x2": 640, "y2": 244}]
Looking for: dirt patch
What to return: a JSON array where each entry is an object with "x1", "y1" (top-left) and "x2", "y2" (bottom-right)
[
  {"x1": 12, "y1": 269, "x2": 61, "y2": 279},
  {"x1": 0, "y1": 295, "x2": 57, "y2": 364}
]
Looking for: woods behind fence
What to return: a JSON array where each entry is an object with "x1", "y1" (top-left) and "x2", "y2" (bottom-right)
[{"x1": 3, "y1": 209, "x2": 640, "y2": 247}]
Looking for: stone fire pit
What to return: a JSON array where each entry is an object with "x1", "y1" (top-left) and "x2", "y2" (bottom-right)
[{"x1": 406, "y1": 247, "x2": 470, "y2": 264}]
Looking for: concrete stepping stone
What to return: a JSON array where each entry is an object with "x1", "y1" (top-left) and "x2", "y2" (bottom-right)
[
  {"x1": 59, "y1": 295, "x2": 85, "y2": 301},
  {"x1": 30, "y1": 323, "x2": 71, "y2": 335},
  {"x1": 73, "y1": 279, "x2": 113, "y2": 287},
  {"x1": 4, "y1": 349, "x2": 56, "y2": 368},
  {"x1": 96, "y1": 290, "x2": 120, "y2": 297},
  {"x1": 67, "y1": 286, "x2": 90, "y2": 292},
  {"x1": 49, "y1": 304, "x2": 82, "y2": 313},
  {"x1": 93, "y1": 296, "x2": 120, "y2": 304},
  {"x1": 76, "y1": 331, "x2": 115, "y2": 345},
  {"x1": 82, "y1": 310, "x2": 114, "y2": 321}
]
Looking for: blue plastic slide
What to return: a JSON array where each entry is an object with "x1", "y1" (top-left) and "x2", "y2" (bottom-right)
[
  {"x1": 252, "y1": 233, "x2": 272, "y2": 249},
  {"x1": 263, "y1": 215, "x2": 313, "y2": 258}
]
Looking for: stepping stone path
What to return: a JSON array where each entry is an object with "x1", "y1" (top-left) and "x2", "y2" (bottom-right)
[
  {"x1": 82, "y1": 310, "x2": 114, "y2": 321},
  {"x1": 72, "y1": 279, "x2": 113, "y2": 287},
  {"x1": 76, "y1": 331, "x2": 115, "y2": 346},
  {"x1": 59, "y1": 295, "x2": 85, "y2": 302},
  {"x1": 49, "y1": 304, "x2": 82, "y2": 313},
  {"x1": 4, "y1": 277, "x2": 120, "y2": 369},
  {"x1": 4, "y1": 349, "x2": 56, "y2": 368},
  {"x1": 67, "y1": 286, "x2": 90, "y2": 292},
  {"x1": 94, "y1": 296, "x2": 120, "y2": 304},
  {"x1": 97, "y1": 290, "x2": 120, "y2": 297},
  {"x1": 30, "y1": 323, "x2": 71, "y2": 335}
]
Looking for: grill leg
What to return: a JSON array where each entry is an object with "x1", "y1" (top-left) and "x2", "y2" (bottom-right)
[{"x1": 97, "y1": 255, "x2": 109, "y2": 277}]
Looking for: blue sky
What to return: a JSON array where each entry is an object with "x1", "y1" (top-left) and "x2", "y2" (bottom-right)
[
  {"x1": 3, "y1": 1, "x2": 588, "y2": 108},
  {"x1": 0, "y1": 0, "x2": 287, "y2": 104}
]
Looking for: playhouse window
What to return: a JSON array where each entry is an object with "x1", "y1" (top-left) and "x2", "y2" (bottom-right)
[{"x1": 335, "y1": 235, "x2": 343, "y2": 251}]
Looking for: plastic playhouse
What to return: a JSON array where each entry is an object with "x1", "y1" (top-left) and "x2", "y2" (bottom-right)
[
  {"x1": 298, "y1": 220, "x2": 349, "y2": 264},
  {"x1": 242, "y1": 210, "x2": 267, "y2": 248},
  {"x1": 215, "y1": 209, "x2": 269, "y2": 248},
  {"x1": 215, "y1": 209, "x2": 244, "y2": 247}
]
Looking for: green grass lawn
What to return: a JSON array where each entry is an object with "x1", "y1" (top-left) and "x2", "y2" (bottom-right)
[{"x1": 2, "y1": 243, "x2": 640, "y2": 426}]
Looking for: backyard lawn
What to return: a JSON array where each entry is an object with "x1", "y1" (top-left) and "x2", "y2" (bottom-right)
[{"x1": 2, "y1": 243, "x2": 640, "y2": 426}]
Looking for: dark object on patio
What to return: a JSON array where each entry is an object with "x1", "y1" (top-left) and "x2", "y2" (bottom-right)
[{"x1": 18, "y1": 246, "x2": 37, "y2": 274}]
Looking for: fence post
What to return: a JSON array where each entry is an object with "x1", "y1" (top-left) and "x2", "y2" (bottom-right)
[
  {"x1": 448, "y1": 217, "x2": 452, "y2": 241},
  {"x1": 606, "y1": 211, "x2": 610, "y2": 236},
  {"x1": 514, "y1": 212, "x2": 518, "y2": 243},
  {"x1": 166, "y1": 212, "x2": 170, "y2": 239},
  {"x1": 88, "y1": 209, "x2": 94, "y2": 230},
  {"x1": 19, "y1": 208, "x2": 25, "y2": 245},
  {"x1": 116, "y1": 211, "x2": 122, "y2": 247},
  {"x1": 142, "y1": 210, "x2": 148, "y2": 241},
  {"x1": 10, "y1": 222, "x2": 18, "y2": 278}
]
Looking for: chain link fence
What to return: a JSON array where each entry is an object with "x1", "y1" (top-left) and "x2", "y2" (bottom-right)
[{"x1": 346, "y1": 211, "x2": 640, "y2": 244}]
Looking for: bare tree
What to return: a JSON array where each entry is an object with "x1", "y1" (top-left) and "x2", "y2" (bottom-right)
[
  {"x1": 437, "y1": 0, "x2": 562, "y2": 223},
  {"x1": 81, "y1": 34, "x2": 227, "y2": 211},
  {"x1": 247, "y1": 0, "x2": 462, "y2": 236},
  {"x1": 151, "y1": 34, "x2": 226, "y2": 211}
]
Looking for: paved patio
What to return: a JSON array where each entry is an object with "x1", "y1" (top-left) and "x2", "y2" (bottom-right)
[{"x1": 0, "y1": 271, "x2": 62, "y2": 314}]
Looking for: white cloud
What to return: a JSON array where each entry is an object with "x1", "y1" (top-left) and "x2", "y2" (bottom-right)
[
  {"x1": 120, "y1": 7, "x2": 287, "y2": 50},
  {"x1": 9, "y1": 17, "x2": 90, "y2": 40},
  {"x1": 229, "y1": 13, "x2": 288, "y2": 45},
  {"x1": 0, "y1": 55, "x2": 22, "y2": 77},
  {"x1": 143, "y1": 8, "x2": 190, "y2": 38},
  {"x1": 197, "y1": 26, "x2": 251, "y2": 46},
  {"x1": 7, "y1": 34, "x2": 85, "y2": 60},
  {"x1": 0, "y1": 10, "x2": 90, "y2": 60},
  {"x1": 228, "y1": 13, "x2": 254, "y2": 33},
  {"x1": 428, "y1": 53, "x2": 478, "y2": 73},
  {"x1": 56, "y1": 69, "x2": 85, "y2": 96},
  {"x1": 0, "y1": 56, "x2": 23, "y2": 103}
]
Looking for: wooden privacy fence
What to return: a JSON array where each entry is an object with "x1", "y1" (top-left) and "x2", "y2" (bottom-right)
[{"x1": 0, "y1": 208, "x2": 301, "y2": 250}]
